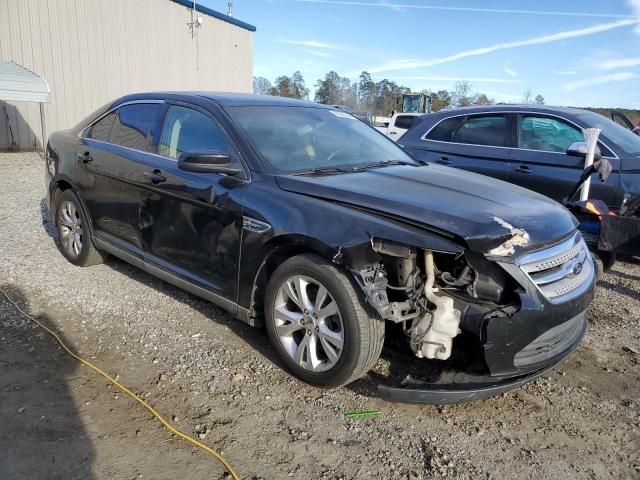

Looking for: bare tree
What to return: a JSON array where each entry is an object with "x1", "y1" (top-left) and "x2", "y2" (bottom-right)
[
  {"x1": 474, "y1": 93, "x2": 495, "y2": 105},
  {"x1": 522, "y1": 88, "x2": 533, "y2": 104},
  {"x1": 453, "y1": 80, "x2": 477, "y2": 107},
  {"x1": 253, "y1": 77, "x2": 272, "y2": 95}
]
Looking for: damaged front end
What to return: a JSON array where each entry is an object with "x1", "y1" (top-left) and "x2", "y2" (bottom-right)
[{"x1": 341, "y1": 228, "x2": 595, "y2": 404}]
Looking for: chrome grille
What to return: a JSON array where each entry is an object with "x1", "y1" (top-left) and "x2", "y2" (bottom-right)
[{"x1": 516, "y1": 233, "x2": 592, "y2": 302}]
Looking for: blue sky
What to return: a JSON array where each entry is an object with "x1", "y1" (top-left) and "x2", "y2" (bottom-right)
[{"x1": 203, "y1": 0, "x2": 640, "y2": 108}]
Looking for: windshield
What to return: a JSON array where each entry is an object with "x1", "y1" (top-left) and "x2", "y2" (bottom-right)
[
  {"x1": 577, "y1": 112, "x2": 640, "y2": 156},
  {"x1": 226, "y1": 106, "x2": 417, "y2": 173}
]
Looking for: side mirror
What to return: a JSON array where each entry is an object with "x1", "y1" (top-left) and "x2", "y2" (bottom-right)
[
  {"x1": 177, "y1": 151, "x2": 242, "y2": 175},
  {"x1": 566, "y1": 142, "x2": 602, "y2": 161}
]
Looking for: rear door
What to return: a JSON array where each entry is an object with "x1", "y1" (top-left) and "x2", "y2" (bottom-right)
[
  {"x1": 407, "y1": 113, "x2": 511, "y2": 180},
  {"x1": 76, "y1": 101, "x2": 163, "y2": 255},
  {"x1": 509, "y1": 113, "x2": 621, "y2": 205},
  {"x1": 139, "y1": 102, "x2": 247, "y2": 301}
]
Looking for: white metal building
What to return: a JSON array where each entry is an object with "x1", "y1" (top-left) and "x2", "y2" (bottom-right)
[{"x1": 0, "y1": 0, "x2": 255, "y2": 150}]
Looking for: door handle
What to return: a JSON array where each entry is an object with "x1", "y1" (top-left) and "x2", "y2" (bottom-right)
[
  {"x1": 77, "y1": 152, "x2": 93, "y2": 164},
  {"x1": 437, "y1": 157, "x2": 452, "y2": 165},
  {"x1": 143, "y1": 169, "x2": 167, "y2": 184},
  {"x1": 515, "y1": 165, "x2": 533, "y2": 174}
]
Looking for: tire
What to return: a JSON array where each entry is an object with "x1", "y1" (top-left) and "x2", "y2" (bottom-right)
[
  {"x1": 55, "y1": 189, "x2": 107, "y2": 267},
  {"x1": 598, "y1": 250, "x2": 616, "y2": 272},
  {"x1": 591, "y1": 251, "x2": 603, "y2": 281},
  {"x1": 590, "y1": 250, "x2": 616, "y2": 281},
  {"x1": 264, "y1": 254, "x2": 385, "y2": 388}
]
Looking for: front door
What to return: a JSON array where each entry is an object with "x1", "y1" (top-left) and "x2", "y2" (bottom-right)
[
  {"x1": 509, "y1": 114, "x2": 620, "y2": 206},
  {"x1": 139, "y1": 103, "x2": 247, "y2": 301},
  {"x1": 76, "y1": 102, "x2": 163, "y2": 254}
]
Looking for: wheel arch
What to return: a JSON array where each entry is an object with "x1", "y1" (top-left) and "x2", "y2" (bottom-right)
[
  {"x1": 48, "y1": 178, "x2": 96, "y2": 240},
  {"x1": 246, "y1": 234, "x2": 341, "y2": 325}
]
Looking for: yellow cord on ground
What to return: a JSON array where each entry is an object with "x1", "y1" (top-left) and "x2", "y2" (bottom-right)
[{"x1": 0, "y1": 286, "x2": 241, "y2": 480}]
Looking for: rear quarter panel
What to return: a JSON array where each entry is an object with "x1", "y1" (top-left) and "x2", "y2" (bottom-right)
[{"x1": 45, "y1": 130, "x2": 81, "y2": 211}]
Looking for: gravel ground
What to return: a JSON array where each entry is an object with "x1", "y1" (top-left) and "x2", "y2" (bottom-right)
[{"x1": 1, "y1": 151, "x2": 639, "y2": 480}]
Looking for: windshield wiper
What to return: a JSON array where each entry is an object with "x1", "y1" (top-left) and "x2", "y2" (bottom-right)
[
  {"x1": 291, "y1": 166, "x2": 355, "y2": 176},
  {"x1": 352, "y1": 159, "x2": 419, "y2": 171}
]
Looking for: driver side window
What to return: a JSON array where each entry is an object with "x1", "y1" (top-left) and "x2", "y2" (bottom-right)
[
  {"x1": 159, "y1": 105, "x2": 231, "y2": 160},
  {"x1": 518, "y1": 115, "x2": 584, "y2": 153}
]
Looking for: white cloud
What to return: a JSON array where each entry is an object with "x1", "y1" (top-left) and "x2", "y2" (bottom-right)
[
  {"x1": 377, "y1": 0, "x2": 402, "y2": 12},
  {"x1": 504, "y1": 64, "x2": 517, "y2": 78},
  {"x1": 305, "y1": 50, "x2": 336, "y2": 58},
  {"x1": 386, "y1": 76, "x2": 521, "y2": 84},
  {"x1": 552, "y1": 70, "x2": 579, "y2": 75},
  {"x1": 276, "y1": 39, "x2": 348, "y2": 50},
  {"x1": 599, "y1": 57, "x2": 640, "y2": 69},
  {"x1": 356, "y1": 19, "x2": 638, "y2": 75},
  {"x1": 297, "y1": 0, "x2": 635, "y2": 19},
  {"x1": 563, "y1": 72, "x2": 637, "y2": 91}
]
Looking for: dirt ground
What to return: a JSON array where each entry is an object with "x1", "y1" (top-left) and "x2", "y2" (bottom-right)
[{"x1": 1, "y1": 152, "x2": 639, "y2": 480}]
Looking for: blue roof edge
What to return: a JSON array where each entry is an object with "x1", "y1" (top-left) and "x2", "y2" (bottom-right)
[{"x1": 171, "y1": 0, "x2": 256, "y2": 32}]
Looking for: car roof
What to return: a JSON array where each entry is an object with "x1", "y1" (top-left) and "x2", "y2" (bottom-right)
[
  {"x1": 431, "y1": 104, "x2": 590, "y2": 117},
  {"x1": 114, "y1": 91, "x2": 331, "y2": 108}
]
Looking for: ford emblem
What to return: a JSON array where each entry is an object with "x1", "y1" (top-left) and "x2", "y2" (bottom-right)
[{"x1": 572, "y1": 261, "x2": 583, "y2": 276}]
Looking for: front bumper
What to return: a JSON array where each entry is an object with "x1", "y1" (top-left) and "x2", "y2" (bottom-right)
[
  {"x1": 378, "y1": 310, "x2": 587, "y2": 404},
  {"x1": 377, "y1": 232, "x2": 594, "y2": 404}
]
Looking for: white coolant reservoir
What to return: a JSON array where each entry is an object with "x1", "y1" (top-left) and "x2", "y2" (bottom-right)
[{"x1": 413, "y1": 251, "x2": 461, "y2": 360}]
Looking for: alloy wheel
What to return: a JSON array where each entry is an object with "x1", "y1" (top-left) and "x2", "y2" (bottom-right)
[
  {"x1": 58, "y1": 200, "x2": 83, "y2": 258},
  {"x1": 273, "y1": 275, "x2": 344, "y2": 373}
]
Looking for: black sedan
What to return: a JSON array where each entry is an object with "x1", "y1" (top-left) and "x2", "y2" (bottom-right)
[
  {"x1": 45, "y1": 93, "x2": 595, "y2": 403},
  {"x1": 399, "y1": 104, "x2": 640, "y2": 215}
]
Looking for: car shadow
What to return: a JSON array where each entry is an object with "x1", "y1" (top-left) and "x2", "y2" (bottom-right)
[
  {"x1": 596, "y1": 279, "x2": 640, "y2": 302},
  {"x1": 617, "y1": 254, "x2": 640, "y2": 265},
  {"x1": 608, "y1": 268, "x2": 640, "y2": 282},
  {"x1": 0, "y1": 284, "x2": 95, "y2": 479},
  {"x1": 346, "y1": 324, "x2": 490, "y2": 400}
]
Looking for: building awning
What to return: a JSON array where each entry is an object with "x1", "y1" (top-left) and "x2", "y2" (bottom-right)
[{"x1": 0, "y1": 60, "x2": 51, "y2": 103}]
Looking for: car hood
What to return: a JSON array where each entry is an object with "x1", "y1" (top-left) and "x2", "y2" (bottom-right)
[{"x1": 275, "y1": 164, "x2": 577, "y2": 254}]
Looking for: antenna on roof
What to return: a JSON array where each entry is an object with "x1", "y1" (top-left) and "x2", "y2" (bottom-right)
[{"x1": 227, "y1": 1, "x2": 233, "y2": 16}]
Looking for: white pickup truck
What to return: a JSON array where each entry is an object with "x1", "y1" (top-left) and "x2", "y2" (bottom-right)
[{"x1": 375, "y1": 112, "x2": 422, "y2": 141}]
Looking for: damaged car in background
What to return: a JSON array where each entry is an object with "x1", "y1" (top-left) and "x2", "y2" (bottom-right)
[{"x1": 45, "y1": 93, "x2": 595, "y2": 403}]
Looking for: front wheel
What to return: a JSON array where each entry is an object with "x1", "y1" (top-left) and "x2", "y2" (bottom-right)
[{"x1": 264, "y1": 254, "x2": 385, "y2": 388}]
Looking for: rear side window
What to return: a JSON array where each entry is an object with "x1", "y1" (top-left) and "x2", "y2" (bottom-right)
[
  {"x1": 109, "y1": 103, "x2": 161, "y2": 151},
  {"x1": 89, "y1": 112, "x2": 116, "y2": 141},
  {"x1": 394, "y1": 115, "x2": 416, "y2": 130},
  {"x1": 452, "y1": 115, "x2": 507, "y2": 147},
  {"x1": 518, "y1": 115, "x2": 584, "y2": 153},
  {"x1": 158, "y1": 105, "x2": 231, "y2": 160},
  {"x1": 425, "y1": 117, "x2": 463, "y2": 142}
]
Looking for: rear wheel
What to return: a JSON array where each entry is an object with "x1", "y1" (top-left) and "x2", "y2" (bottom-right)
[
  {"x1": 264, "y1": 254, "x2": 385, "y2": 388},
  {"x1": 55, "y1": 189, "x2": 107, "y2": 266}
]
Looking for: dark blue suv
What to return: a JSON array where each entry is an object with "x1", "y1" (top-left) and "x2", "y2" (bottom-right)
[{"x1": 399, "y1": 105, "x2": 640, "y2": 215}]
